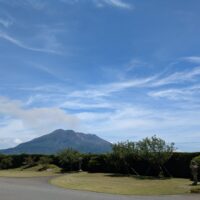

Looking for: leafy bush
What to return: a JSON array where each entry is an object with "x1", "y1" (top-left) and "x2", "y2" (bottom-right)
[
  {"x1": 108, "y1": 136, "x2": 175, "y2": 176},
  {"x1": 88, "y1": 155, "x2": 108, "y2": 172},
  {"x1": 23, "y1": 156, "x2": 36, "y2": 167},
  {"x1": 191, "y1": 155, "x2": 200, "y2": 166},
  {"x1": 0, "y1": 156, "x2": 13, "y2": 169},
  {"x1": 57, "y1": 148, "x2": 80, "y2": 171},
  {"x1": 38, "y1": 156, "x2": 53, "y2": 170}
]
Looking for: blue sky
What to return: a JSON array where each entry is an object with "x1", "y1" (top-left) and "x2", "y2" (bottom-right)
[{"x1": 0, "y1": 0, "x2": 200, "y2": 151}]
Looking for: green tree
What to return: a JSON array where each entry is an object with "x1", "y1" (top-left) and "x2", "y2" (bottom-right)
[
  {"x1": 111, "y1": 141, "x2": 139, "y2": 174},
  {"x1": 57, "y1": 148, "x2": 80, "y2": 171},
  {"x1": 137, "y1": 135, "x2": 175, "y2": 177},
  {"x1": 112, "y1": 141, "x2": 138, "y2": 156}
]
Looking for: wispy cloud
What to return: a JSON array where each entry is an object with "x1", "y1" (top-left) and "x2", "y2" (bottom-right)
[
  {"x1": 28, "y1": 63, "x2": 69, "y2": 81},
  {"x1": 24, "y1": 0, "x2": 47, "y2": 10},
  {"x1": 0, "y1": 31, "x2": 62, "y2": 54},
  {"x1": 126, "y1": 59, "x2": 147, "y2": 72},
  {"x1": 74, "y1": 104, "x2": 200, "y2": 149},
  {"x1": 0, "y1": 0, "x2": 47, "y2": 10},
  {"x1": 152, "y1": 67, "x2": 200, "y2": 86},
  {"x1": 70, "y1": 76, "x2": 157, "y2": 98},
  {"x1": 95, "y1": 0, "x2": 133, "y2": 9},
  {"x1": 60, "y1": 0, "x2": 133, "y2": 10},
  {"x1": 0, "y1": 17, "x2": 13, "y2": 27},
  {"x1": 149, "y1": 84, "x2": 200, "y2": 101},
  {"x1": 183, "y1": 56, "x2": 200, "y2": 64},
  {"x1": 61, "y1": 101, "x2": 112, "y2": 110},
  {"x1": 68, "y1": 66, "x2": 200, "y2": 99},
  {"x1": 0, "y1": 10, "x2": 14, "y2": 28}
]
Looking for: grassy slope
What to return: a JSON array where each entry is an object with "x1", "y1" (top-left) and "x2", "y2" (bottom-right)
[
  {"x1": 0, "y1": 164, "x2": 61, "y2": 177},
  {"x1": 51, "y1": 172, "x2": 199, "y2": 195}
]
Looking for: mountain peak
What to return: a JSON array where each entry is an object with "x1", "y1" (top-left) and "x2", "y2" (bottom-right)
[{"x1": 0, "y1": 129, "x2": 112, "y2": 154}]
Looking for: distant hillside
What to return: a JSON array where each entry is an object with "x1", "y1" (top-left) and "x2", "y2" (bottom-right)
[{"x1": 0, "y1": 129, "x2": 112, "y2": 154}]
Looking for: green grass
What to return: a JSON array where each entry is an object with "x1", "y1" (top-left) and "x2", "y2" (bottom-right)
[
  {"x1": 0, "y1": 164, "x2": 61, "y2": 177},
  {"x1": 51, "y1": 172, "x2": 199, "y2": 195}
]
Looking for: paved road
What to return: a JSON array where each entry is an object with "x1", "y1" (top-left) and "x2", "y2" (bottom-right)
[{"x1": 0, "y1": 177, "x2": 199, "y2": 200}]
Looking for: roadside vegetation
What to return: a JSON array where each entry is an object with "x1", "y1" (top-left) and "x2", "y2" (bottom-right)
[{"x1": 0, "y1": 136, "x2": 199, "y2": 194}]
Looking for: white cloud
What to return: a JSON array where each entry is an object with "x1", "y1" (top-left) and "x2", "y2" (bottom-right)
[
  {"x1": 0, "y1": 10, "x2": 14, "y2": 28},
  {"x1": 68, "y1": 66, "x2": 200, "y2": 100},
  {"x1": 24, "y1": 0, "x2": 47, "y2": 10},
  {"x1": 148, "y1": 84, "x2": 200, "y2": 101},
  {"x1": 152, "y1": 67, "x2": 200, "y2": 86},
  {"x1": 60, "y1": 100, "x2": 113, "y2": 110},
  {"x1": 69, "y1": 76, "x2": 157, "y2": 98},
  {"x1": 183, "y1": 56, "x2": 200, "y2": 64},
  {"x1": 0, "y1": 96, "x2": 79, "y2": 146},
  {"x1": 0, "y1": 137, "x2": 21, "y2": 149},
  {"x1": 97, "y1": 0, "x2": 133, "y2": 9},
  {"x1": 14, "y1": 138, "x2": 23, "y2": 144},
  {"x1": 0, "y1": 31, "x2": 62, "y2": 54},
  {"x1": 0, "y1": 0, "x2": 47, "y2": 10},
  {"x1": 60, "y1": 0, "x2": 133, "y2": 10},
  {"x1": 0, "y1": 17, "x2": 13, "y2": 28},
  {"x1": 74, "y1": 104, "x2": 200, "y2": 148}
]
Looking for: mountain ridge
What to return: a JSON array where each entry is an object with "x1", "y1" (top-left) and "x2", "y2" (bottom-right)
[{"x1": 0, "y1": 129, "x2": 112, "y2": 154}]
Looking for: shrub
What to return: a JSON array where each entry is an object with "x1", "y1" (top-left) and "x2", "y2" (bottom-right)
[
  {"x1": 57, "y1": 148, "x2": 80, "y2": 171},
  {"x1": 191, "y1": 155, "x2": 200, "y2": 166},
  {"x1": 38, "y1": 156, "x2": 53, "y2": 170},
  {"x1": 0, "y1": 156, "x2": 13, "y2": 169},
  {"x1": 88, "y1": 155, "x2": 108, "y2": 172},
  {"x1": 23, "y1": 156, "x2": 36, "y2": 167}
]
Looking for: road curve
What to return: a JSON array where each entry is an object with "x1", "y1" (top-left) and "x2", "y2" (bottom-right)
[{"x1": 0, "y1": 177, "x2": 199, "y2": 200}]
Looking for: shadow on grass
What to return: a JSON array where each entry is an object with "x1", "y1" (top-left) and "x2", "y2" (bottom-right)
[
  {"x1": 105, "y1": 173, "x2": 171, "y2": 180},
  {"x1": 60, "y1": 169, "x2": 82, "y2": 174},
  {"x1": 21, "y1": 164, "x2": 37, "y2": 170}
]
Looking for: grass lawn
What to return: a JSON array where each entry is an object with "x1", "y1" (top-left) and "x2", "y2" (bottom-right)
[
  {"x1": 0, "y1": 164, "x2": 61, "y2": 178},
  {"x1": 51, "y1": 172, "x2": 199, "y2": 195}
]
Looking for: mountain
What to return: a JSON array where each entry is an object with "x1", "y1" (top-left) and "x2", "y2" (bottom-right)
[{"x1": 0, "y1": 129, "x2": 112, "y2": 154}]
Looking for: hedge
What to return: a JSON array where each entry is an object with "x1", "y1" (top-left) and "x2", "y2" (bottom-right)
[{"x1": 0, "y1": 152, "x2": 200, "y2": 178}]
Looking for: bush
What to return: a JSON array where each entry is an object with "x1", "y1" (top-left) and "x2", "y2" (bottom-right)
[
  {"x1": 23, "y1": 156, "x2": 36, "y2": 167},
  {"x1": 57, "y1": 148, "x2": 80, "y2": 171},
  {"x1": 192, "y1": 155, "x2": 200, "y2": 166},
  {"x1": 0, "y1": 156, "x2": 13, "y2": 169},
  {"x1": 165, "y1": 152, "x2": 200, "y2": 178},
  {"x1": 38, "y1": 156, "x2": 53, "y2": 170},
  {"x1": 88, "y1": 155, "x2": 108, "y2": 172}
]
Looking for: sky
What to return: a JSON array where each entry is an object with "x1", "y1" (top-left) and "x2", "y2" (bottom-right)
[{"x1": 0, "y1": 0, "x2": 200, "y2": 152}]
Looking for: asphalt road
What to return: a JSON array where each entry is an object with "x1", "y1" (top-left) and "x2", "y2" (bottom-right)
[{"x1": 0, "y1": 177, "x2": 199, "y2": 200}]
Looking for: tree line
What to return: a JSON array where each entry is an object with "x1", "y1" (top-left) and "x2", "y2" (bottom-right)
[{"x1": 0, "y1": 136, "x2": 199, "y2": 178}]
